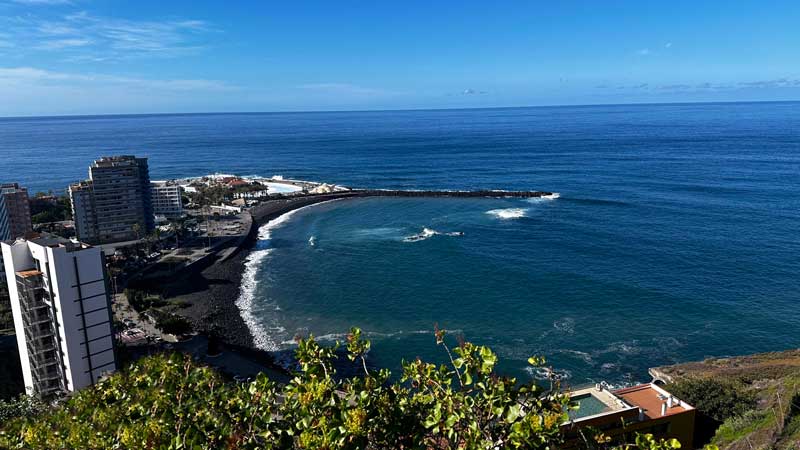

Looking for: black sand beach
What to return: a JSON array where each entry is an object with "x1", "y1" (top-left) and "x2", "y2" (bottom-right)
[{"x1": 158, "y1": 193, "x2": 360, "y2": 348}]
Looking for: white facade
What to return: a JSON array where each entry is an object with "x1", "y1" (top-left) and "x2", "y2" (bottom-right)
[
  {"x1": 1, "y1": 236, "x2": 116, "y2": 397},
  {"x1": 151, "y1": 182, "x2": 184, "y2": 219}
]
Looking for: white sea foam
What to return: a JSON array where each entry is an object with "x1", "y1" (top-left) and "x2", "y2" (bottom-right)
[
  {"x1": 556, "y1": 349, "x2": 593, "y2": 365},
  {"x1": 526, "y1": 192, "x2": 560, "y2": 203},
  {"x1": 525, "y1": 366, "x2": 572, "y2": 381},
  {"x1": 235, "y1": 200, "x2": 340, "y2": 352},
  {"x1": 403, "y1": 227, "x2": 463, "y2": 242},
  {"x1": 403, "y1": 227, "x2": 438, "y2": 242},
  {"x1": 486, "y1": 208, "x2": 528, "y2": 220},
  {"x1": 308, "y1": 235, "x2": 316, "y2": 246},
  {"x1": 236, "y1": 247, "x2": 278, "y2": 350},
  {"x1": 552, "y1": 317, "x2": 576, "y2": 335}
]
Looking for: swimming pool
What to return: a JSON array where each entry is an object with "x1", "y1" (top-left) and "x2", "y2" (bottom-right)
[{"x1": 569, "y1": 393, "x2": 612, "y2": 419}]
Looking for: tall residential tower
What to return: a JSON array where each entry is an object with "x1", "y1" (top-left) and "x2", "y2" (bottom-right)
[
  {"x1": 1, "y1": 235, "x2": 117, "y2": 397},
  {"x1": 0, "y1": 193, "x2": 9, "y2": 241},
  {"x1": 69, "y1": 156, "x2": 154, "y2": 244},
  {"x1": 1, "y1": 183, "x2": 32, "y2": 239}
]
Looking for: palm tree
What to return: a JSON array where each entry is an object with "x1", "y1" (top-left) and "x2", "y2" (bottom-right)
[{"x1": 132, "y1": 223, "x2": 142, "y2": 240}]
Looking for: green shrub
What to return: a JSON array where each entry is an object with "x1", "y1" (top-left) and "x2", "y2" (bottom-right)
[
  {"x1": 154, "y1": 313, "x2": 192, "y2": 335},
  {"x1": 0, "y1": 395, "x2": 46, "y2": 423},
  {"x1": 713, "y1": 408, "x2": 774, "y2": 444},
  {"x1": 667, "y1": 377, "x2": 756, "y2": 422},
  {"x1": 0, "y1": 328, "x2": 706, "y2": 450}
]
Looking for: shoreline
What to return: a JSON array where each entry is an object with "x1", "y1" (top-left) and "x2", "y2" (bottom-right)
[
  {"x1": 156, "y1": 189, "x2": 554, "y2": 367},
  {"x1": 160, "y1": 193, "x2": 361, "y2": 350}
]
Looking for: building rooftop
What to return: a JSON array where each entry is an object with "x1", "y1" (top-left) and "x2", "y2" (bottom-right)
[
  {"x1": 0, "y1": 183, "x2": 26, "y2": 194},
  {"x1": 566, "y1": 382, "x2": 694, "y2": 423},
  {"x1": 92, "y1": 155, "x2": 145, "y2": 168},
  {"x1": 614, "y1": 384, "x2": 694, "y2": 419},
  {"x1": 8, "y1": 233, "x2": 91, "y2": 251}
]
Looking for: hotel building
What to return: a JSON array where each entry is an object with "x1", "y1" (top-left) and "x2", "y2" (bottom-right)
[
  {"x1": 1, "y1": 235, "x2": 117, "y2": 397},
  {"x1": 69, "y1": 156, "x2": 155, "y2": 244},
  {"x1": 151, "y1": 181, "x2": 184, "y2": 219}
]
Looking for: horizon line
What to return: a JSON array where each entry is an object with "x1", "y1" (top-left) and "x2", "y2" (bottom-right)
[{"x1": 1, "y1": 98, "x2": 798, "y2": 121}]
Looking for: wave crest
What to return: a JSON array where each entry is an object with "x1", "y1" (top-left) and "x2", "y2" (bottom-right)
[
  {"x1": 404, "y1": 227, "x2": 463, "y2": 242},
  {"x1": 236, "y1": 201, "x2": 338, "y2": 352},
  {"x1": 486, "y1": 208, "x2": 528, "y2": 219}
]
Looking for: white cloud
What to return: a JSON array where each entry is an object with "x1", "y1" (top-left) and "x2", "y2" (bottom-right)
[
  {"x1": 0, "y1": 66, "x2": 240, "y2": 116},
  {"x1": 636, "y1": 48, "x2": 651, "y2": 56},
  {"x1": 10, "y1": 0, "x2": 72, "y2": 4},
  {"x1": 0, "y1": 11, "x2": 214, "y2": 60},
  {"x1": 0, "y1": 66, "x2": 236, "y2": 91},
  {"x1": 35, "y1": 38, "x2": 92, "y2": 50}
]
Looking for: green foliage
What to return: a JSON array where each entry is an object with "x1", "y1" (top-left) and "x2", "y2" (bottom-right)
[
  {"x1": 708, "y1": 376, "x2": 800, "y2": 449},
  {"x1": 0, "y1": 328, "x2": 691, "y2": 450},
  {"x1": 0, "y1": 395, "x2": 46, "y2": 423},
  {"x1": 124, "y1": 288, "x2": 166, "y2": 311},
  {"x1": 667, "y1": 377, "x2": 756, "y2": 422},
  {"x1": 0, "y1": 281, "x2": 12, "y2": 330},
  {"x1": 154, "y1": 313, "x2": 193, "y2": 336},
  {"x1": 712, "y1": 408, "x2": 775, "y2": 444},
  {"x1": 30, "y1": 195, "x2": 72, "y2": 224}
]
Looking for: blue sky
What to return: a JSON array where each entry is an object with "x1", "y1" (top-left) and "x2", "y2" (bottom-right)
[{"x1": 0, "y1": 0, "x2": 798, "y2": 115}]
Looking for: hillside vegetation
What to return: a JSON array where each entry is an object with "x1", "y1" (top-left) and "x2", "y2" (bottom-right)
[
  {"x1": 0, "y1": 328, "x2": 696, "y2": 450},
  {"x1": 661, "y1": 350, "x2": 800, "y2": 449}
]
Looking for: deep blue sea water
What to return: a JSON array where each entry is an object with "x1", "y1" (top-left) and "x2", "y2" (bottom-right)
[{"x1": 2, "y1": 102, "x2": 799, "y2": 384}]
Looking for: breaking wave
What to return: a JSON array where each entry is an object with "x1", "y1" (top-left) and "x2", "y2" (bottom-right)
[
  {"x1": 486, "y1": 208, "x2": 528, "y2": 219},
  {"x1": 528, "y1": 192, "x2": 560, "y2": 202},
  {"x1": 235, "y1": 201, "x2": 337, "y2": 352},
  {"x1": 525, "y1": 366, "x2": 572, "y2": 381},
  {"x1": 403, "y1": 227, "x2": 464, "y2": 242}
]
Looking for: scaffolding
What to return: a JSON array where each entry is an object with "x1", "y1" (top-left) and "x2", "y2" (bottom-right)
[{"x1": 16, "y1": 270, "x2": 65, "y2": 397}]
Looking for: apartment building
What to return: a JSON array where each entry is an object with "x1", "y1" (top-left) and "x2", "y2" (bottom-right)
[
  {"x1": 69, "y1": 156, "x2": 154, "y2": 244},
  {"x1": 1, "y1": 183, "x2": 32, "y2": 239},
  {"x1": 0, "y1": 193, "x2": 9, "y2": 242},
  {"x1": 151, "y1": 181, "x2": 184, "y2": 219},
  {"x1": 1, "y1": 235, "x2": 117, "y2": 397}
]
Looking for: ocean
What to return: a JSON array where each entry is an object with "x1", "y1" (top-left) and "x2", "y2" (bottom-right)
[{"x1": 2, "y1": 102, "x2": 799, "y2": 385}]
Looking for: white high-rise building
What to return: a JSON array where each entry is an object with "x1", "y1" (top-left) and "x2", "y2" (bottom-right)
[
  {"x1": 151, "y1": 181, "x2": 184, "y2": 219},
  {"x1": 1, "y1": 235, "x2": 117, "y2": 397}
]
